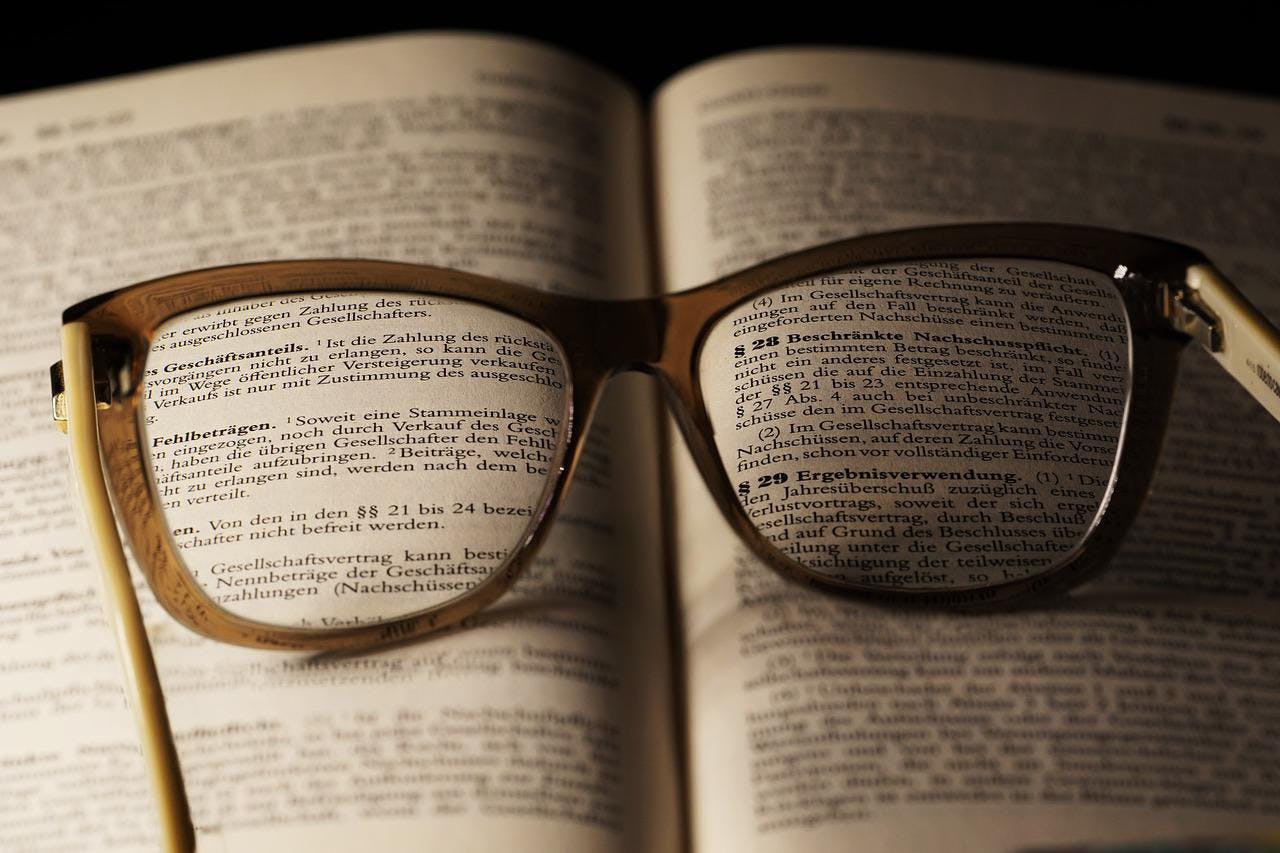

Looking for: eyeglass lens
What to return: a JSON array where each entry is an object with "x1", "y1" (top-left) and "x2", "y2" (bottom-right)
[
  {"x1": 699, "y1": 258, "x2": 1131, "y2": 591},
  {"x1": 140, "y1": 291, "x2": 570, "y2": 629}
]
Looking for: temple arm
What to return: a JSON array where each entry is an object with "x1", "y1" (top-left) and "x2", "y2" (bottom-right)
[
  {"x1": 60, "y1": 322, "x2": 196, "y2": 853},
  {"x1": 1170, "y1": 264, "x2": 1280, "y2": 423}
]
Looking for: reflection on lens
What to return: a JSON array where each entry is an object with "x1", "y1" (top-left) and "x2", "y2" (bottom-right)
[
  {"x1": 142, "y1": 290, "x2": 569, "y2": 629},
  {"x1": 700, "y1": 258, "x2": 1130, "y2": 592}
]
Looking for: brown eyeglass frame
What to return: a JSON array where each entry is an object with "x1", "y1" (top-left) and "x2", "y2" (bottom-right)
[
  {"x1": 54, "y1": 223, "x2": 1280, "y2": 851},
  {"x1": 56, "y1": 222, "x2": 1280, "y2": 653}
]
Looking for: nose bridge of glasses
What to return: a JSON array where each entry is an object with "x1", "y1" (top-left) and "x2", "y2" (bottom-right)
[
  {"x1": 567, "y1": 290, "x2": 731, "y2": 397},
  {"x1": 561, "y1": 296, "x2": 669, "y2": 377}
]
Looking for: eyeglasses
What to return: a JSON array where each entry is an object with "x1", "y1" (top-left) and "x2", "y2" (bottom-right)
[{"x1": 53, "y1": 223, "x2": 1280, "y2": 850}]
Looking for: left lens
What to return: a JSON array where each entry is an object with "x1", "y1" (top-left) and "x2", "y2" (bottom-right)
[
  {"x1": 141, "y1": 290, "x2": 569, "y2": 629},
  {"x1": 698, "y1": 257, "x2": 1131, "y2": 595}
]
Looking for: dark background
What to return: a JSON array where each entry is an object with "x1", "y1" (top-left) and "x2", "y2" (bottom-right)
[{"x1": 3, "y1": 4, "x2": 1279, "y2": 101}]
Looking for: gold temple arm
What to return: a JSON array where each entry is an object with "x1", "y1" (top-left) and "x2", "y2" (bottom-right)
[
  {"x1": 50, "y1": 358, "x2": 110, "y2": 434},
  {"x1": 60, "y1": 322, "x2": 196, "y2": 853},
  {"x1": 1170, "y1": 264, "x2": 1280, "y2": 423}
]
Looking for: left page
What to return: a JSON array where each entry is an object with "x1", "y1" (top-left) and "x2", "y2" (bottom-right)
[{"x1": 0, "y1": 33, "x2": 678, "y2": 852}]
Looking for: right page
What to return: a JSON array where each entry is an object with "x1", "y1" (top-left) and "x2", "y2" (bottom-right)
[{"x1": 653, "y1": 49, "x2": 1280, "y2": 852}]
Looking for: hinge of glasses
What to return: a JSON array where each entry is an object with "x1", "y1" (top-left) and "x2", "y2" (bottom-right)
[
  {"x1": 50, "y1": 339, "x2": 128, "y2": 434},
  {"x1": 1161, "y1": 279, "x2": 1223, "y2": 352}
]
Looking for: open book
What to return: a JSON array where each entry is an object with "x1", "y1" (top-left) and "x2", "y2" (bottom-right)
[{"x1": 3, "y1": 33, "x2": 1279, "y2": 852}]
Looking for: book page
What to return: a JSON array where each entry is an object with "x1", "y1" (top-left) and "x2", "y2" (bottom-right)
[
  {"x1": 0, "y1": 33, "x2": 678, "y2": 852},
  {"x1": 654, "y1": 49, "x2": 1280, "y2": 852}
]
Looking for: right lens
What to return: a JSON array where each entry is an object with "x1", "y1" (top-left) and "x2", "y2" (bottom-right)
[
  {"x1": 699, "y1": 257, "x2": 1131, "y2": 594},
  {"x1": 140, "y1": 289, "x2": 569, "y2": 629}
]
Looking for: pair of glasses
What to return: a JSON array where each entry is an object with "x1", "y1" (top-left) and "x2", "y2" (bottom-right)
[{"x1": 54, "y1": 223, "x2": 1280, "y2": 850}]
